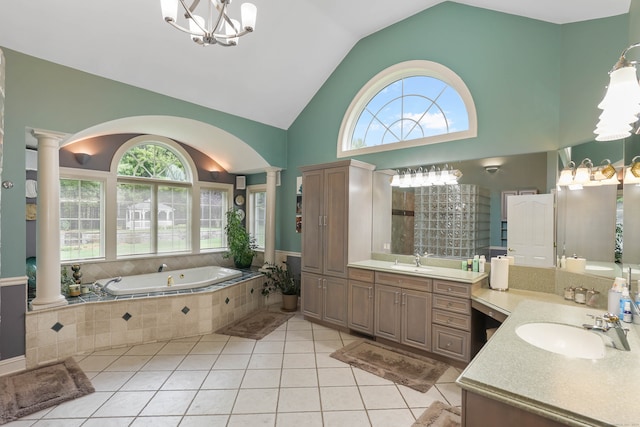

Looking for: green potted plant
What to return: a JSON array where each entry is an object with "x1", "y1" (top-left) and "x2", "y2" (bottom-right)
[
  {"x1": 263, "y1": 261, "x2": 299, "y2": 312},
  {"x1": 223, "y1": 208, "x2": 257, "y2": 269}
]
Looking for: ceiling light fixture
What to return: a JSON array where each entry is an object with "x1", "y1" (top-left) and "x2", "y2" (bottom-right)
[
  {"x1": 594, "y1": 42, "x2": 640, "y2": 141},
  {"x1": 161, "y1": 0, "x2": 257, "y2": 47}
]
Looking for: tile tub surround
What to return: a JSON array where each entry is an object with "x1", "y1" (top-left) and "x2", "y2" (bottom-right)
[
  {"x1": 457, "y1": 299, "x2": 640, "y2": 426},
  {"x1": 25, "y1": 274, "x2": 267, "y2": 369}
]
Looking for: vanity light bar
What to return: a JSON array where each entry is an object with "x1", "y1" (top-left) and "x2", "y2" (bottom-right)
[
  {"x1": 557, "y1": 157, "x2": 622, "y2": 190},
  {"x1": 390, "y1": 165, "x2": 462, "y2": 187}
]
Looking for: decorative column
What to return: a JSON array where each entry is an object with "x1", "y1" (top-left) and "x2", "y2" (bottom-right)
[
  {"x1": 30, "y1": 129, "x2": 67, "y2": 311},
  {"x1": 263, "y1": 167, "x2": 280, "y2": 267}
]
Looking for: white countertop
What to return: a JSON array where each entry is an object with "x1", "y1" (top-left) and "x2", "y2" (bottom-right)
[
  {"x1": 458, "y1": 297, "x2": 640, "y2": 426},
  {"x1": 348, "y1": 259, "x2": 488, "y2": 283}
]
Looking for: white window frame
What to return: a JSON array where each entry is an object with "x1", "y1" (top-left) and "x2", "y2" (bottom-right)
[
  {"x1": 337, "y1": 60, "x2": 477, "y2": 158},
  {"x1": 247, "y1": 184, "x2": 267, "y2": 251},
  {"x1": 197, "y1": 182, "x2": 234, "y2": 253}
]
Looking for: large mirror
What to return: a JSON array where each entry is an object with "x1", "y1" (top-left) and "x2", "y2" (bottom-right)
[{"x1": 372, "y1": 135, "x2": 639, "y2": 280}]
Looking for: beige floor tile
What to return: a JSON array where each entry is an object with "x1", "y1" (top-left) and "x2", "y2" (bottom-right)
[
  {"x1": 189, "y1": 341, "x2": 227, "y2": 354},
  {"x1": 313, "y1": 340, "x2": 344, "y2": 352},
  {"x1": 359, "y1": 385, "x2": 407, "y2": 409},
  {"x1": 437, "y1": 366, "x2": 462, "y2": 383},
  {"x1": 129, "y1": 416, "x2": 182, "y2": 426},
  {"x1": 212, "y1": 354, "x2": 251, "y2": 369},
  {"x1": 141, "y1": 354, "x2": 185, "y2": 371},
  {"x1": 77, "y1": 355, "x2": 120, "y2": 371},
  {"x1": 187, "y1": 389, "x2": 238, "y2": 415},
  {"x1": 93, "y1": 391, "x2": 156, "y2": 417},
  {"x1": 285, "y1": 321, "x2": 312, "y2": 331},
  {"x1": 180, "y1": 415, "x2": 229, "y2": 427},
  {"x1": 179, "y1": 415, "x2": 229, "y2": 426},
  {"x1": 201, "y1": 369, "x2": 245, "y2": 389},
  {"x1": 240, "y1": 369, "x2": 281, "y2": 388},
  {"x1": 435, "y1": 382, "x2": 462, "y2": 406},
  {"x1": 277, "y1": 387, "x2": 320, "y2": 412},
  {"x1": 44, "y1": 391, "x2": 113, "y2": 418},
  {"x1": 140, "y1": 390, "x2": 197, "y2": 416},
  {"x1": 282, "y1": 353, "x2": 316, "y2": 368},
  {"x1": 82, "y1": 417, "x2": 135, "y2": 426},
  {"x1": 104, "y1": 355, "x2": 152, "y2": 372},
  {"x1": 221, "y1": 341, "x2": 256, "y2": 354},
  {"x1": 315, "y1": 352, "x2": 347, "y2": 368},
  {"x1": 157, "y1": 341, "x2": 196, "y2": 355},
  {"x1": 261, "y1": 330, "x2": 287, "y2": 341},
  {"x1": 177, "y1": 354, "x2": 218, "y2": 370},
  {"x1": 367, "y1": 408, "x2": 416, "y2": 427},
  {"x1": 233, "y1": 388, "x2": 279, "y2": 413},
  {"x1": 121, "y1": 371, "x2": 172, "y2": 391},
  {"x1": 280, "y1": 368, "x2": 318, "y2": 387},
  {"x1": 161, "y1": 370, "x2": 208, "y2": 390},
  {"x1": 124, "y1": 342, "x2": 166, "y2": 356},
  {"x1": 90, "y1": 371, "x2": 135, "y2": 391},
  {"x1": 398, "y1": 384, "x2": 444, "y2": 408},
  {"x1": 319, "y1": 386, "x2": 365, "y2": 411},
  {"x1": 283, "y1": 340, "x2": 315, "y2": 353},
  {"x1": 352, "y1": 368, "x2": 394, "y2": 386},
  {"x1": 247, "y1": 353, "x2": 283, "y2": 369},
  {"x1": 198, "y1": 333, "x2": 231, "y2": 342},
  {"x1": 275, "y1": 411, "x2": 323, "y2": 427},
  {"x1": 322, "y1": 410, "x2": 371, "y2": 427},
  {"x1": 312, "y1": 329, "x2": 342, "y2": 341},
  {"x1": 317, "y1": 367, "x2": 356, "y2": 387},
  {"x1": 227, "y1": 413, "x2": 276, "y2": 427},
  {"x1": 253, "y1": 340, "x2": 285, "y2": 354}
]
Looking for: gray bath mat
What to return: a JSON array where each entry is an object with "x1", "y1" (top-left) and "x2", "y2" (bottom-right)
[
  {"x1": 0, "y1": 358, "x2": 94, "y2": 425},
  {"x1": 216, "y1": 310, "x2": 294, "y2": 340},
  {"x1": 412, "y1": 400, "x2": 461, "y2": 427}
]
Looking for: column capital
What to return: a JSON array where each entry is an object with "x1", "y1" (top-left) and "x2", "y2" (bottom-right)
[
  {"x1": 30, "y1": 128, "x2": 67, "y2": 143},
  {"x1": 264, "y1": 167, "x2": 282, "y2": 175}
]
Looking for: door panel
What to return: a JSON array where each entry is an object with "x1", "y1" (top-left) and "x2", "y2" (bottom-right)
[
  {"x1": 401, "y1": 289, "x2": 431, "y2": 351},
  {"x1": 374, "y1": 284, "x2": 400, "y2": 342},
  {"x1": 507, "y1": 194, "x2": 555, "y2": 267},
  {"x1": 323, "y1": 167, "x2": 349, "y2": 277},
  {"x1": 323, "y1": 276, "x2": 347, "y2": 327},
  {"x1": 301, "y1": 171, "x2": 324, "y2": 273}
]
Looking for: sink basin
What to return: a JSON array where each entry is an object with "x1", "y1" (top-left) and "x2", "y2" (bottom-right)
[
  {"x1": 515, "y1": 322, "x2": 606, "y2": 359},
  {"x1": 390, "y1": 265, "x2": 432, "y2": 273}
]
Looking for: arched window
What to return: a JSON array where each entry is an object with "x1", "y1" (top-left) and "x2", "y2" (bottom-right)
[
  {"x1": 116, "y1": 138, "x2": 193, "y2": 256},
  {"x1": 338, "y1": 60, "x2": 477, "y2": 157}
]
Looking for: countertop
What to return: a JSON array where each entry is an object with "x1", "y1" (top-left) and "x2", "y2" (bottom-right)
[
  {"x1": 348, "y1": 259, "x2": 488, "y2": 283},
  {"x1": 458, "y1": 295, "x2": 640, "y2": 427}
]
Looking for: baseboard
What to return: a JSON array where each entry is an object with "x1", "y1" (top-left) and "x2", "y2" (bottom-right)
[{"x1": 0, "y1": 355, "x2": 26, "y2": 376}]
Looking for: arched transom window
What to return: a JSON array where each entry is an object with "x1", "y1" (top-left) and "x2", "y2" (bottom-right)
[{"x1": 338, "y1": 60, "x2": 477, "y2": 157}]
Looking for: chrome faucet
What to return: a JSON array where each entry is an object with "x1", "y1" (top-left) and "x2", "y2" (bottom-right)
[
  {"x1": 414, "y1": 253, "x2": 421, "y2": 267},
  {"x1": 583, "y1": 313, "x2": 631, "y2": 351},
  {"x1": 94, "y1": 276, "x2": 122, "y2": 294},
  {"x1": 158, "y1": 263, "x2": 168, "y2": 272}
]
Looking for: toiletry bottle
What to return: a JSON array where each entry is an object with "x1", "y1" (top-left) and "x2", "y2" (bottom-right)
[
  {"x1": 479, "y1": 255, "x2": 486, "y2": 273},
  {"x1": 560, "y1": 255, "x2": 566, "y2": 269},
  {"x1": 623, "y1": 301, "x2": 633, "y2": 323},
  {"x1": 635, "y1": 280, "x2": 640, "y2": 311},
  {"x1": 608, "y1": 278, "x2": 624, "y2": 315},
  {"x1": 467, "y1": 259, "x2": 472, "y2": 271},
  {"x1": 461, "y1": 260, "x2": 467, "y2": 271},
  {"x1": 472, "y1": 255, "x2": 479, "y2": 272},
  {"x1": 620, "y1": 285, "x2": 632, "y2": 320}
]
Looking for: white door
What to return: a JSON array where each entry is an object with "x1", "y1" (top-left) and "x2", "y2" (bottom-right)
[{"x1": 507, "y1": 194, "x2": 555, "y2": 267}]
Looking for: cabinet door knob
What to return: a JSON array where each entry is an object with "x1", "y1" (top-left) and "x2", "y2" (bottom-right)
[
  {"x1": 446, "y1": 342, "x2": 452, "y2": 348},
  {"x1": 368, "y1": 287, "x2": 373, "y2": 299},
  {"x1": 447, "y1": 287, "x2": 453, "y2": 292}
]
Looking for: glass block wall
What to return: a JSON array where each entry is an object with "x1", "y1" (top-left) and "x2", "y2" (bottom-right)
[{"x1": 414, "y1": 184, "x2": 490, "y2": 259}]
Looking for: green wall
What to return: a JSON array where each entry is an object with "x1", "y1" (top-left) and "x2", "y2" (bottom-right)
[
  {"x1": 281, "y1": 2, "x2": 627, "y2": 253},
  {"x1": 0, "y1": 1, "x2": 634, "y2": 276},
  {"x1": 1, "y1": 49, "x2": 286, "y2": 278}
]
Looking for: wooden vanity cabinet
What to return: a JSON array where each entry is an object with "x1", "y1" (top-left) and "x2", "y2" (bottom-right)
[
  {"x1": 374, "y1": 272, "x2": 433, "y2": 352},
  {"x1": 300, "y1": 160, "x2": 374, "y2": 328},
  {"x1": 431, "y1": 279, "x2": 473, "y2": 362},
  {"x1": 347, "y1": 268, "x2": 375, "y2": 335}
]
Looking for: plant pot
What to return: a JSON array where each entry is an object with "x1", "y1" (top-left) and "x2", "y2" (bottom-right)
[
  {"x1": 234, "y1": 257, "x2": 253, "y2": 269},
  {"x1": 281, "y1": 294, "x2": 298, "y2": 312}
]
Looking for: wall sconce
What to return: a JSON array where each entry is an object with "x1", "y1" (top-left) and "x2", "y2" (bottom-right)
[
  {"x1": 74, "y1": 152, "x2": 91, "y2": 165},
  {"x1": 624, "y1": 156, "x2": 640, "y2": 184},
  {"x1": 484, "y1": 165, "x2": 500, "y2": 174},
  {"x1": 594, "y1": 42, "x2": 640, "y2": 141}
]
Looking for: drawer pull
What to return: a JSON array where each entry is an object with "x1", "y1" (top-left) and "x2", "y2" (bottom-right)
[
  {"x1": 448, "y1": 287, "x2": 453, "y2": 292},
  {"x1": 446, "y1": 342, "x2": 452, "y2": 348},
  {"x1": 447, "y1": 302, "x2": 453, "y2": 308},
  {"x1": 488, "y1": 311, "x2": 494, "y2": 317},
  {"x1": 447, "y1": 318, "x2": 452, "y2": 324}
]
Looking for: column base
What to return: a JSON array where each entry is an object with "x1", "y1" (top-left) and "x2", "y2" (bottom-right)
[{"x1": 29, "y1": 295, "x2": 68, "y2": 311}]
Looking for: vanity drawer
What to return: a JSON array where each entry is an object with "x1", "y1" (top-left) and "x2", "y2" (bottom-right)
[
  {"x1": 432, "y1": 324, "x2": 470, "y2": 362},
  {"x1": 432, "y1": 294, "x2": 471, "y2": 315},
  {"x1": 375, "y1": 272, "x2": 432, "y2": 292},
  {"x1": 433, "y1": 280, "x2": 471, "y2": 298},
  {"x1": 471, "y1": 300, "x2": 508, "y2": 323},
  {"x1": 432, "y1": 309, "x2": 471, "y2": 331},
  {"x1": 348, "y1": 268, "x2": 374, "y2": 283}
]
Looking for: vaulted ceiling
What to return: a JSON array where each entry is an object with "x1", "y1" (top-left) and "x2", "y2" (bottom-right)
[{"x1": 0, "y1": 0, "x2": 630, "y2": 130}]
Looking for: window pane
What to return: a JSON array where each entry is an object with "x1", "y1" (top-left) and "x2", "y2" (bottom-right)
[
  {"x1": 200, "y1": 188, "x2": 227, "y2": 249},
  {"x1": 60, "y1": 179, "x2": 103, "y2": 261},
  {"x1": 158, "y1": 186, "x2": 190, "y2": 253},
  {"x1": 118, "y1": 143, "x2": 187, "y2": 181},
  {"x1": 250, "y1": 191, "x2": 266, "y2": 249},
  {"x1": 117, "y1": 183, "x2": 153, "y2": 256}
]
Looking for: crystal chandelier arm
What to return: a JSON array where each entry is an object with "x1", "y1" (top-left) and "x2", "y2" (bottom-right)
[{"x1": 612, "y1": 42, "x2": 640, "y2": 71}]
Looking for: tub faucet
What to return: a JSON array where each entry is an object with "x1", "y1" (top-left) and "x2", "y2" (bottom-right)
[
  {"x1": 414, "y1": 253, "x2": 421, "y2": 267},
  {"x1": 158, "y1": 263, "x2": 168, "y2": 272},
  {"x1": 95, "y1": 276, "x2": 122, "y2": 294},
  {"x1": 583, "y1": 313, "x2": 631, "y2": 351}
]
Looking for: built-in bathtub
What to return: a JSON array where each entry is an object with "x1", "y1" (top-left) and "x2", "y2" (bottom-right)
[{"x1": 95, "y1": 265, "x2": 243, "y2": 296}]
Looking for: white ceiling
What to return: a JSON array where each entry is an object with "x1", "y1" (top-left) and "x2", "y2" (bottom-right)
[{"x1": 0, "y1": 0, "x2": 630, "y2": 130}]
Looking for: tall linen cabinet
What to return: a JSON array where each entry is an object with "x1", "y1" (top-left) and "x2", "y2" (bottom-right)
[{"x1": 300, "y1": 160, "x2": 375, "y2": 328}]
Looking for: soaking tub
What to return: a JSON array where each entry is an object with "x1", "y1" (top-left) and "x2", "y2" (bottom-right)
[{"x1": 95, "y1": 265, "x2": 243, "y2": 296}]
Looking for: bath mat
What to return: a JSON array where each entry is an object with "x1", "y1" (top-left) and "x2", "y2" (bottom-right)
[
  {"x1": 216, "y1": 310, "x2": 294, "y2": 340},
  {"x1": 330, "y1": 340, "x2": 449, "y2": 393},
  {"x1": 412, "y1": 400, "x2": 461, "y2": 427},
  {"x1": 0, "y1": 358, "x2": 94, "y2": 425}
]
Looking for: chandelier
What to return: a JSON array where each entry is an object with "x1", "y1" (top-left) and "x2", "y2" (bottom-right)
[{"x1": 160, "y1": 0, "x2": 257, "y2": 47}]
